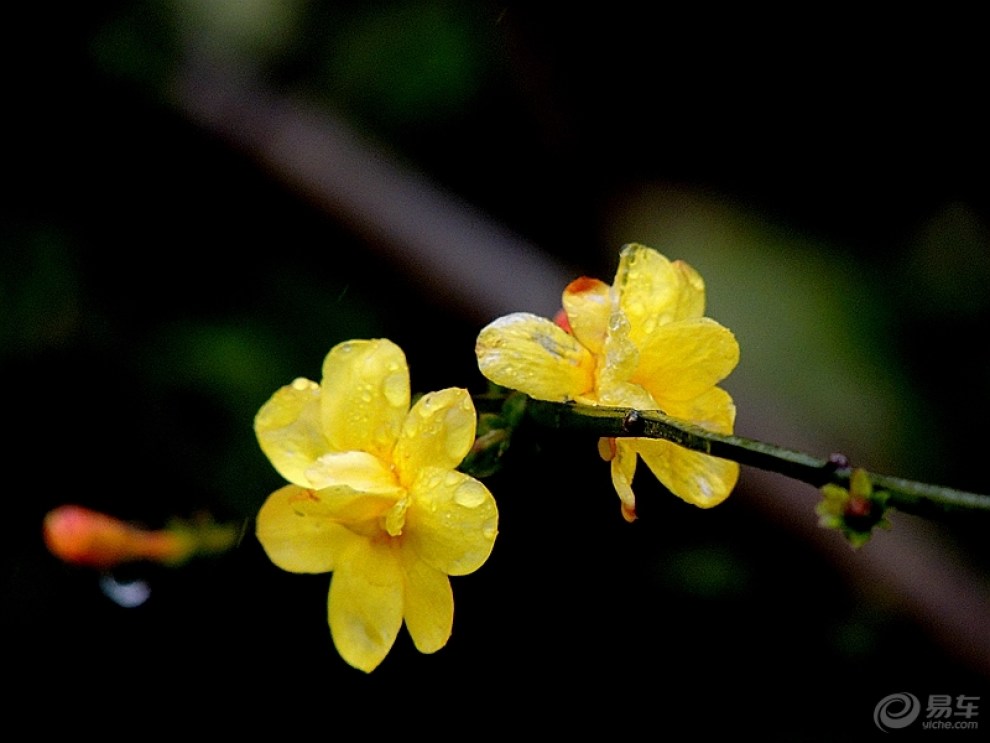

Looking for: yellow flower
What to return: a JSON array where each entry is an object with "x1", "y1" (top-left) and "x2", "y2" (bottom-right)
[
  {"x1": 476, "y1": 243, "x2": 739, "y2": 521},
  {"x1": 254, "y1": 338, "x2": 498, "y2": 672}
]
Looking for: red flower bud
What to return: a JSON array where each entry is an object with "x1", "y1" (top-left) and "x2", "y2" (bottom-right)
[{"x1": 43, "y1": 505, "x2": 188, "y2": 569}]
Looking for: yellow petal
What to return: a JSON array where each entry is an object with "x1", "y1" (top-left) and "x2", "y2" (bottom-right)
[
  {"x1": 309, "y1": 486, "x2": 398, "y2": 529},
  {"x1": 393, "y1": 388, "x2": 477, "y2": 486},
  {"x1": 632, "y1": 318, "x2": 739, "y2": 403},
  {"x1": 593, "y1": 365, "x2": 657, "y2": 409},
  {"x1": 255, "y1": 484, "x2": 357, "y2": 573},
  {"x1": 662, "y1": 386, "x2": 737, "y2": 435},
  {"x1": 611, "y1": 442, "x2": 639, "y2": 522},
  {"x1": 561, "y1": 277, "x2": 612, "y2": 355},
  {"x1": 405, "y1": 468, "x2": 498, "y2": 576},
  {"x1": 321, "y1": 339, "x2": 410, "y2": 460},
  {"x1": 636, "y1": 439, "x2": 739, "y2": 508},
  {"x1": 400, "y1": 552, "x2": 454, "y2": 654},
  {"x1": 254, "y1": 378, "x2": 329, "y2": 486},
  {"x1": 670, "y1": 259, "x2": 706, "y2": 320},
  {"x1": 614, "y1": 244, "x2": 684, "y2": 345},
  {"x1": 306, "y1": 450, "x2": 403, "y2": 494},
  {"x1": 476, "y1": 312, "x2": 595, "y2": 402},
  {"x1": 615, "y1": 245, "x2": 709, "y2": 330},
  {"x1": 328, "y1": 537, "x2": 404, "y2": 672}
]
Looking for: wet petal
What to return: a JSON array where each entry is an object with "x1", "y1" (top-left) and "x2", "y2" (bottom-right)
[
  {"x1": 306, "y1": 450, "x2": 402, "y2": 494},
  {"x1": 594, "y1": 373, "x2": 657, "y2": 410},
  {"x1": 614, "y1": 244, "x2": 684, "y2": 344},
  {"x1": 636, "y1": 439, "x2": 739, "y2": 508},
  {"x1": 321, "y1": 339, "x2": 410, "y2": 460},
  {"x1": 400, "y1": 553, "x2": 454, "y2": 654},
  {"x1": 595, "y1": 309, "x2": 640, "y2": 394},
  {"x1": 670, "y1": 259, "x2": 706, "y2": 320},
  {"x1": 405, "y1": 468, "x2": 498, "y2": 576},
  {"x1": 662, "y1": 386, "x2": 737, "y2": 435},
  {"x1": 476, "y1": 312, "x2": 595, "y2": 402},
  {"x1": 394, "y1": 388, "x2": 477, "y2": 485},
  {"x1": 328, "y1": 538, "x2": 404, "y2": 673},
  {"x1": 611, "y1": 442, "x2": 639, "y2": 522},
  {"x1": 254, "y1": 378, "x2": 329, "y2": 486},
  {"x1": 562, "y1": 277, "x2": 612, "y2": 355},
  {"x1": 255, "y1": 484, "x2": 358, "y2": 573},
  {"x1": 310, "y1": 486, "x2": 399, "y2": 528},
  {"x1": 632, "y1": 318, "x2": 739, "y2": 402}
]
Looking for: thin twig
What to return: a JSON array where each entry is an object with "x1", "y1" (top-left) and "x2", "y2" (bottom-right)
[{"x1": 526, "y1": 399, "x2": 990, "y2": 518}]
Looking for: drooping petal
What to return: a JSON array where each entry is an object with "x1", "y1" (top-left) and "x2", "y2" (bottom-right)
[
  {"x1": 255, "y1": 484, "x2": 357, "y2": 574},
  {"x1": 610, "y1": 441, "x2": 639, "y2": 522},
  {"x1": 328, "y1": 537, "x2": 404, "y2": 673},
  {"x1": 321, "y1": 339, "x2": 410, "y2": 460},
  {"x1": 405, "y1": 467, "x2": 498, "y2": 576},
  {"x1": 561, "y1": 277, "x2": 612, "y2": 355},
  {"x1": 305, "y1": 450, "x2": 403, "y2": 494},
  {"x1": 393, "y1": 388, "x2": 477, "y2": 486},
  {"x1": 400, "y1": 552, "x2": 454, "y2": 654},
  {"x1": 636, "y1": 439, "x2": 739, "y2": 508},
  {"x1": 632, "y1": 318, "x2": 740, "y2": 403},
  {"x1": 476, "y1": 312, "x2": 595, "y2": 402},
  {"x1": 254, "y1": 378, "x2": 329, "y2": 486}
]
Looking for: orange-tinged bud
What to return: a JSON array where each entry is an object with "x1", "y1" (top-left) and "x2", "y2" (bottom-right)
[
  {"x1": 564, "y1": 276, "x2": 602, "y2": 295},
  {"x1": 552, "y1": 307, "x2": 572, "y2": 333},
  {"x1": 43, "y1": 505, "x2": 190, "y2": 569}
]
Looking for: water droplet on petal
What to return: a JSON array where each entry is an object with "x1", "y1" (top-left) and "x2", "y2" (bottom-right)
[
  {"x1": 453, "y1": 480, "x2": 487, "y2": 508},
  {"x1": 482, "y1": 517, "x2": 497, "y2": 541},
  {"x1": 696, "y1": 477, "x2": 713, "y2": 499},
  {"x1": 382, "y1": 372, "x2": 407, "y2": 407}
]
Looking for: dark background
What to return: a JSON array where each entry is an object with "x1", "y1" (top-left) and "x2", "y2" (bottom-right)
[{"x1": 4, "y1": 2, "x2": 987, "y2": 736}]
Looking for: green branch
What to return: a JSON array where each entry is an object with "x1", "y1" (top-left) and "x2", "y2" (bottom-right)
[{"x1": 524, "y1": 399, "x2": 990, "y2": 519}]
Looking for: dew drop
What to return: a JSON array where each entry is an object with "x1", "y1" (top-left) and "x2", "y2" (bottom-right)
[
  {"x1": 696, "y1": 477, "x2": 713, "y2": 499},
  {"x1": 453, "y1": 480, "x2": 487, "y2": 508},
  {"x1": 382, "y1": 372, "x2": 407, "y2": 407},
  {"x1": 482, "y1": 518, "x2": 497, "y2": 541}
]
